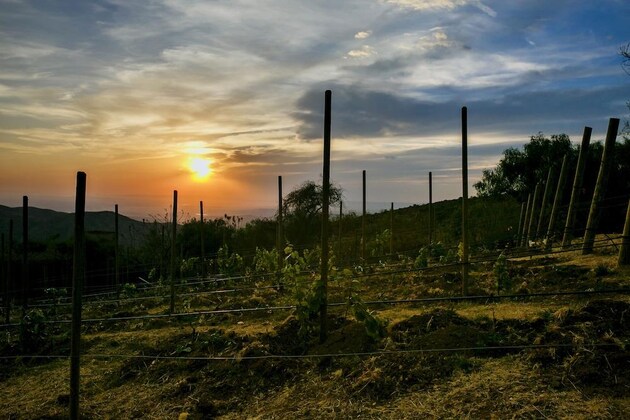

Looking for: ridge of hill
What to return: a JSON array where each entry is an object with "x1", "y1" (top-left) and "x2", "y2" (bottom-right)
[{"x1": 0, "y1": 205, "x2": 150, "y2": 245}]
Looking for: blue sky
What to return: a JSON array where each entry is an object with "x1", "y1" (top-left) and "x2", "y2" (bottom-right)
[{"x1": 0, "y1": 0, "x2": 628, "y2": 219}]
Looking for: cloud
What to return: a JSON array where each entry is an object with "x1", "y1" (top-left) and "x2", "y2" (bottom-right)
[
  {"x1": 293, "y1": 83, "x2": 630, "y2": 140},
  {"x1": 384, "y1": 0, "x2": 469, "y2": 11},
  {"x1": 346, "y1": 45, "x2": 377, "y2": 59},
  {"x1": 355, "y1": 31, "x2": 372, "y2": 39}
]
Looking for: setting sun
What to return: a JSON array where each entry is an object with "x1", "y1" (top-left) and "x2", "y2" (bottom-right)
[{"x1": 188, "y1": 157, "x2": 213, "y2": 181}]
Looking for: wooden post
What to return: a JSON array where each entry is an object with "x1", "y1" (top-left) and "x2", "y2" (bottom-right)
[
  {"x1": 536, "y1": 167, "x2": 554, "y2": 239},
  {"x1": 277, "y1": 176, "x2": 283, "y2": 274},
  {"x1": 114, "y1": 204, "x2": 119, "y2": 301},
  {"x1": 582, "y1": 118, "x2": 620, "y2": 254},
  {"x1": 562, "y1": 127, "x2": 592, "y2": 248},
  {"x1": 319, "y1": 89, "x2": 332, "y2": 343},
  {"x1": 200, "y1": 201, "x2": 206, "y2": 279},
  {"x1": 160, "y1": 224, "x2": 165, "y2": 280},
  {"x1": 520, "y1": 193, "x2": 532, "y2": 247},
  {"x1": 389, "y1": 202, "x2": 394, "y2": 257},
  {"x1": 6, "y1": 220, "x2": 12, "y2": 324},
  {"x1": 545, "y1": 155, "x2": 569, "y2": 250},
  {"x1": 525, "y1": 183, "x2": 540, "y2": 246},
  {"x1": 429, "y1": 171, "x2": 433, "y2": 245},
  {"x1": 337, "y1": 201, "x2": 343, "y2": 262},
  {"x1": 516, "y1": 201, "x2": 525, "y2": 244},
  {"x1": 69, "y1": 171, "x2": 86, "y2": 420},
  {"x1": 1, "y1": 233, "x2": 5, "y2": 324},
  {"x1": 461, "y1": 106, "x2": 470, "y2": 296},
  {"x1": 519, "y1": 193, "x2": 532, "y2": 247},
  {"x1": 362, "y1": 169, "x2": 366, "y2": 261},
  {"x1": 22, "y1": 196, "x2": 28, "y2": 310},
  {"x1": 618, "y1": 199, "x2": 630, "y2": 266},
  {"x1": 170, "y1": 190, "x2": 178, "y2": 314}
]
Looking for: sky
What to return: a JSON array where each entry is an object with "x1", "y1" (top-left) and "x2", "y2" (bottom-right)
[{"x1": 0, "y1": 0, "x2": 629, "y2": 220}]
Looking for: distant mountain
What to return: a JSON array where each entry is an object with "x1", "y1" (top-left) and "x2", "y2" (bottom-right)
[{"x1": 0, "y1": 205, "x2": 152, "y2": 245}]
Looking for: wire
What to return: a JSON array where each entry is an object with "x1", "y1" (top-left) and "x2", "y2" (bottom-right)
[{"x1": 0, "y1": 342, "x2": 624, "y2": 362}]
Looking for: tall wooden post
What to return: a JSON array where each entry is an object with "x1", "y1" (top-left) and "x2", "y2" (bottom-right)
[
  {"x1": 536, "y1": 167, "x2": 554, "y2": 239},
  {"x1": 1, "y1": 233, "x2": 5, "y2": 324},
  {"x1": 337, "y1": 201, "x2": 343, "y2": 262},
  {"x1": 429, "y1": 171, "x2": 433, "y2": 245},
  {"x1": 545, "y1": 155, "x2": 569, "y2": 250},
  {"x1": 362, "y1": 169, "x2": 366, "y2": 261},
  {"x1": 319, "y1": 89, "x2": 332, "y2": 343},
  {"x1": 525, "y1": 183, "x2": 540, "y2": 246},
  {"x1": 170, "y1": 190, "x2": 178, "y2": 314},
  {"x1": 389, "y1": 202, "x2": 394, "y2": 257},
  {"x1": 461, "y1": 106, "x2": 470, "y2": 296},
  {"x1": 582, "y1": 118, "x2": 620, "y2": 254},
  {"x1": 200, "y1": 201, "x2": 206, "y2": 279},
  {"x1": 114, "y1": 205, "x2": 119, "y2": 300},
  {"x1": 277, "y1": 176, "x2": 283, "y2": 274},
  {"x1": 160, "y1": 224, "x2": 165, "y2": 279},
  {"x1": 516, "y1": 202, "x2": 525, "y2": 244},
  {"x1": 22, "y1": 196, "x2": 28, "y2": 310},
  {"x1": 6, "y1": 220, "x2": 12, "y2": 324},
  {"x1": 69, "y1": 171, "x2": 86, "y2": 420},
  {"x1": 618, "y1": 200, "x2": 630, "y2": 266},
  {"x1": 562, "y1": 127, "x2": 592, "y2": 248},
  {"x1": 520, "y1": 193, "x2": 532, "y2": 247}
]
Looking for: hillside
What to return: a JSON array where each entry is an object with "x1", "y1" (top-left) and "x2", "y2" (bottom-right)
[
  {"x1": 0, "y1": 205, "x2": 151, "y2": 246},
  {"x1": 0, "y1": 236, "x2": 628, "y2": 418}
]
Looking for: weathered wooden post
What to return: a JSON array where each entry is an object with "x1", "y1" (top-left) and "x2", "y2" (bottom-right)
[
  {"x1": 389, "y1": 202, "x2": 394, "y2": 257},
  {"x1": 582, "y1": 118, "x2": 620, "y2": 254},
  {"x1": 461, "y1": 106, "x2": 470, "y2": 296},
  {"x1": 562, "y1": 127, "x2": 592, "y2": 249},
  {"x1": 536, "y1": 167, "x2": 554, "y2": 239},
  {"x1": 618, "y1": 199, "x2": 630, "y2": 266},
  {"x1": 362, "y1": 169, "x2": 366, "y2": 261},
  {"x1": 69, "y1": 171, "x2": 86, "y2": 420},
  {"x1": 169, "y1": 190, "x2": 178, "y2": 314},
  {"x1": 22, "y1": 196, "x2": 28, "y2": 310},
  {"x1": 337, "y1": 201, "x2": 343, "y2": 262},
  {"x1": 6, "y1": 220, "x2": 12, "y2": 324},
  {"x1": 277, "y1": 176, "x2": 283, "y2": 275},
  {"x1": 520, "y1": 193, "x2": 532, "y2": 247},
  {"x1": 516, "y1": 202, "x2": 525, "y2": 244},
  {"x1": 525, "y1": 183, "x2": 540, "y2": 246},
  {"x1": 114, "y1": 204, "x2": 120, "y2": 301},
  {"x1": 200, "y1": 201, "x2": 206, "y2": 279},
  {"x1": 1, "y1": 233, "x2": 5, "y2": 324},
  {"x1": 545, "y1": 155, "x2": 569, "y2": 250},
  {"x1": 319, "y1": 89, "x2": 332, "y2": 343},
  {"x1": 429, "y1": 171, "x2": 433, "y2": 245}
]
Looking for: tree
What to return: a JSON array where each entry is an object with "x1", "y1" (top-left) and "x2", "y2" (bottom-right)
[
  {"x1": 282, "y1": 180, "x2": 342, "y2": 247},
  {"x1": 621, "y1": 43, "x2": 630, "y2": 139},
  {"x1": 474, "y1": 133, "x2": 573, "y2": 198}
]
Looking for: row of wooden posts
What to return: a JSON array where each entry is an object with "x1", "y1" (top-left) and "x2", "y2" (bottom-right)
[
  {"x1": 514, "y1": 118, "x2": 630, "y2": 263},
  {"x1": 2, "y1": 91, "x2": 630, "y2": 419}
]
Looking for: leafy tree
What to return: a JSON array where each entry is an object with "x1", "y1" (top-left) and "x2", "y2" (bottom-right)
[
  {"x1": 474, "y1": 133, "x2": 573, "y2": 198},
  {"x1": 282, "y1": 180, "x2": 342, "y2": 247}
]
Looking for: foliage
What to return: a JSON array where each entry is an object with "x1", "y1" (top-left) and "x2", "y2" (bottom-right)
[
  {"x1": 180, "y1": 257, "x2": 199, "y2": 278},
  {"x1": 346, "y1": 280, "x2": 388, "y2": 341},
  {"x1": 282, "y1": 245, "x2": 322, "y2": 337},
  {"x1": 21, "y1": 309, "x2": 50, "y2": 353},
  {"x1": 474, "y1": 133, "x2": 572, "y2": 198},
  {"x1": 251, "y1": 247, "x2": 279, "y2": 277},
  {"x1": 282, "y1": 180, "x2": 343, "y2": 247},
  {"x1": 369, "y1": 229, "x2": 391, "y2": 258},
  {"x1": 493, "y1": 252, "x2": 511, "y2": 293},
  {"x1": 216, "y1": 245, "x2": 244, "y2": 277},
  {"x1": 120, "y1": 283, "x2": 137, "y2": 299}
]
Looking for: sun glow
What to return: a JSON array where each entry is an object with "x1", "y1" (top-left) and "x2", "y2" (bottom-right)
[{"x1": 188, "y1": 157, "x2": 213, "y2": 181}]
